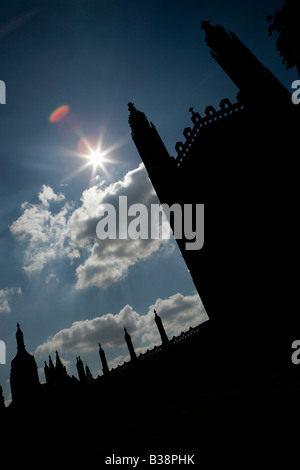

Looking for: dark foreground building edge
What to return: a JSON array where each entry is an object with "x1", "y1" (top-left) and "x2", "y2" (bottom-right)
[{"x1": 0, "y1": 22, "x2": 298, "y2": 465}]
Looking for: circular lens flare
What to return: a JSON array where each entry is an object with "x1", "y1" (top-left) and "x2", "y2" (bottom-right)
[
  {"x1": 77, "y1": 136, "x2": 97, "y2": 154},
  {"x1": 49, "y1": 105, "x2": 70, "y2": 123}
]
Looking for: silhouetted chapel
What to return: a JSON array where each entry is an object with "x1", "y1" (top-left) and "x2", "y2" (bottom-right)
[
  {"x1": 1, "y1": 21, "x2": 298, "y2": 455},
  {"x1": 128, "y1": 21, "x2": 298, "y2": 366}
]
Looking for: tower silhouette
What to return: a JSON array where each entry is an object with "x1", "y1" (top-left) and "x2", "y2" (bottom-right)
[
  {"x1": 200, "y1": 21, "x2": 291, "y2": 107},
  {"x1": 76, "y1": 356, "x2": 86, "y2": 382},
  {"x1": 85, "y1": 362, "x2": 93, "y2": 380},
  {"x1": 10, "y1": 323, "x2": 40, "y2": 403},
  {"x1": 54, "y1": 350, "x2": 68, "y2": 383},
  {"x1": 154, "y1": 310, "x2": 169, "y2": 345},
  {"x1": 99, "y1": 343, "x2": 110, "y2": 375},
  {"x1": 47, "y1": 355, "x2": 56, "y2": 386},
  {"x1": 124, "y1": 328, "x2": 137, "y2": 361}
]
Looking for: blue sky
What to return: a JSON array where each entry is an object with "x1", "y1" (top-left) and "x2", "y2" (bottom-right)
[{"x1": 0, "y1": 0, "x2": 294, "y2": 403}]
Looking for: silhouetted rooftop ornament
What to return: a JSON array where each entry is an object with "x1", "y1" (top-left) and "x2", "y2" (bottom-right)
[
  {"x1": 124, "y1": 327, "x2": 137, "y2": 361},
  {"x1": 154, "y1": 309, "x2": 169, "y2": 345},
  {"x1": 16, "y1": 323, "x2": 25, "y2": 351},
  {"x1": 48, "y1": 355, "x2": 55, "y2": 369},
  {"x1": 85, "y1": 362, "x2": 93, "y2": 380},
  {"x1": 99, "y1": 342, "x2": 110, "y2": 375},
  {"x1": 55, "y1": 350, "x2": 64, "y2": 369}
]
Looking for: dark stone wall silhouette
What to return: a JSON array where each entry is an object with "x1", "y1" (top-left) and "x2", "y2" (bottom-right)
[{"x1": 128, "y1": 21, "x2": 299, "y2": 374}]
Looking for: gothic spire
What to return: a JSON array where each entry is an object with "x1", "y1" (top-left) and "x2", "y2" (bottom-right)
[
  {"x1": 11, "y1": 324, "x2": 40, "y2": 403},
  {"x1": 85, "y1": 362, "x2": 93, "y2": 381},
  {"x1": 124, "y1": 328, "x2": 137, "y2": 361},
  {"x1": 76, "y1": 356, "x2": 86, "y2": 382},
  {"x1": 154, "y1": 309, "x2": 169, "y2": 345},
  {"x1": 99, "y1": 343, "x2": 110, "y2": 375},
  {"x1": 48, "y1": 354, "x2": 55, "y2": 370},
  {"x1": 16, "y1": 323, "x2": 25, "y2": 351},
  {"x1": 55, "y1": 350, "x2": 66, "y2": 374}
]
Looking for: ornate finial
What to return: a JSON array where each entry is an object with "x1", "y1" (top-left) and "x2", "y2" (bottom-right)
[
  {"x1": 16, "y1": 322, "x2": 25, "y2": 350},
  {"x1": 128, "y1": 102, "x2": 135, "y2": 112},
  {"x1": 189, "y1": 107, "x2": 197, "y2": 118}
]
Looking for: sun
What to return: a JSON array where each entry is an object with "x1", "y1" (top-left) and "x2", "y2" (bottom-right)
[
  {"x1": 76, "y1": 137, "x2": 107, "y2": 171},
  {"x1": 88, "y1": 148, "x2": 104, "y2": 169},
  {"x1": 61, "y1": 132, "x2": 123, "y2": 185}
]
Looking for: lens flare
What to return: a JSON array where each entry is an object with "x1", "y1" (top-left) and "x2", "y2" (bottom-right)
[
  {"x1": 77, "y1": 136, "x2": 97, "y2": 155},
  {"x1": 49, "y1": 105, "x2": 70, "y2": 123}
]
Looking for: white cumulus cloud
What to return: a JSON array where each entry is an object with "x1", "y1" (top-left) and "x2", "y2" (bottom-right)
[
  {"x1": 68, "y1": 163, "x2": 172, "y2": 289},
  {"x1": 10, "y1": 198, "x2": 74, "y2": 275},
  {"x1": 34, "y1": 292, "x2": 208, "y2": 361},
  {"x1": 38, "y1": 184, "x2": 65, "y2": 207},
  {"x1": 0, "y1": 287, "x2": 22, "y2": 314},
  {"x1": 10, "y1": 164, "x2": 173, "y2": 288}
]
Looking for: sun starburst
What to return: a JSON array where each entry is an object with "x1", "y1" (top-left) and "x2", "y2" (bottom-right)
[
  {"x1": 88, "y1": 148, "x2": 104, "y2": 169},
  {"x1": 61, "y1": 132, "x2": 125, "y2": 186}
]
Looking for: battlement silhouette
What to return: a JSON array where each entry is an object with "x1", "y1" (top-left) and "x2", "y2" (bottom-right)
[
  {"x1": 175, "y1": 99, "x2": 245, "y2": 166},
  {"x1": 104, "y1": 323, "x2": 202, "y2": 373},
  {"x1": 1, "y1": 311, "x2": 207, "y2": 412}
]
